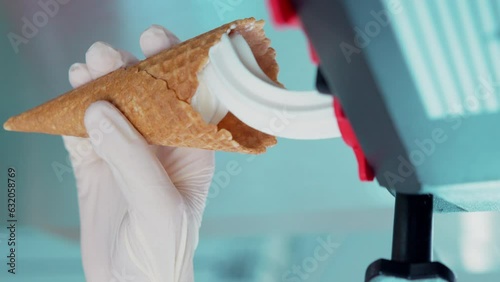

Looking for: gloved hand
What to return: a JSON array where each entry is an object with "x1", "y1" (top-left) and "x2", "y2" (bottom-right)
[{"x1": 63, "y1": 25, "x2": 215, "y2": 282}]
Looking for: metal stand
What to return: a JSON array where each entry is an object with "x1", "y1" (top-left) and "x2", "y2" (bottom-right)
[{"x1": 365, "y1": 194, "x2": 456, "y2": 282}]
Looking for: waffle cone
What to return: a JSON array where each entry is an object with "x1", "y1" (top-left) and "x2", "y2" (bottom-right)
[{"x1": 4, "y1": 18, "x2": 279, "y2": 154}]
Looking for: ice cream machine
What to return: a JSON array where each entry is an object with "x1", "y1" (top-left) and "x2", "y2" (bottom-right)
[{"x1": 268, "y1": 0, "x2": 500, "y2": 281}]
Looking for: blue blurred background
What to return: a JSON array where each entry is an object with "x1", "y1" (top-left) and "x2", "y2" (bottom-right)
[{"x1": 1, "y1": 0, "x2": 500, "y2": 281}]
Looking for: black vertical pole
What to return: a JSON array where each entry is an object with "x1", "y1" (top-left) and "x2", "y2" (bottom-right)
[{"x1": 391, "y1": 193, "x2": 433, "y2": 263}]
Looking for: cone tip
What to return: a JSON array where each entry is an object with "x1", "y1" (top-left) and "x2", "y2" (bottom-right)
[{"x1": 3, "y1": 118, "x2": 13, "y2": 131}]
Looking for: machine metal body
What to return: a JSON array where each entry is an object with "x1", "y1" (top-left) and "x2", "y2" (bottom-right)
[
  {"x1": 290, "y1": 0, "x2": 500, "y2": 209},
  {"x1": 269, "y1": 0, "x2": 500, "y2": 280}
]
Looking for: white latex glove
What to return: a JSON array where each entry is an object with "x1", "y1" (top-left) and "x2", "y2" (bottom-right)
[{"x1": 64, "y1": 25, "x2": 215, "y2": 282}]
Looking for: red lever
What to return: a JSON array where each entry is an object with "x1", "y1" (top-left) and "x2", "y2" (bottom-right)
[
  {"x1": 267, "y1": 0, "x2": 300, "y2": 27},
  {"x1": 333, "y1": 98, "x2": 375, "y2": 181}
]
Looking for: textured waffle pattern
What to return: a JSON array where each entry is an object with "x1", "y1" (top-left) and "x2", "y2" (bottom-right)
[{"x1": 4, "y1": 18, "x2": 279, "y2": 154}]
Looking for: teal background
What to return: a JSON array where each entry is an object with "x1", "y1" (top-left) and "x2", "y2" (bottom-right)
[{"x1": 0, "y1": 1, "x2": 500, "y2": 281}]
